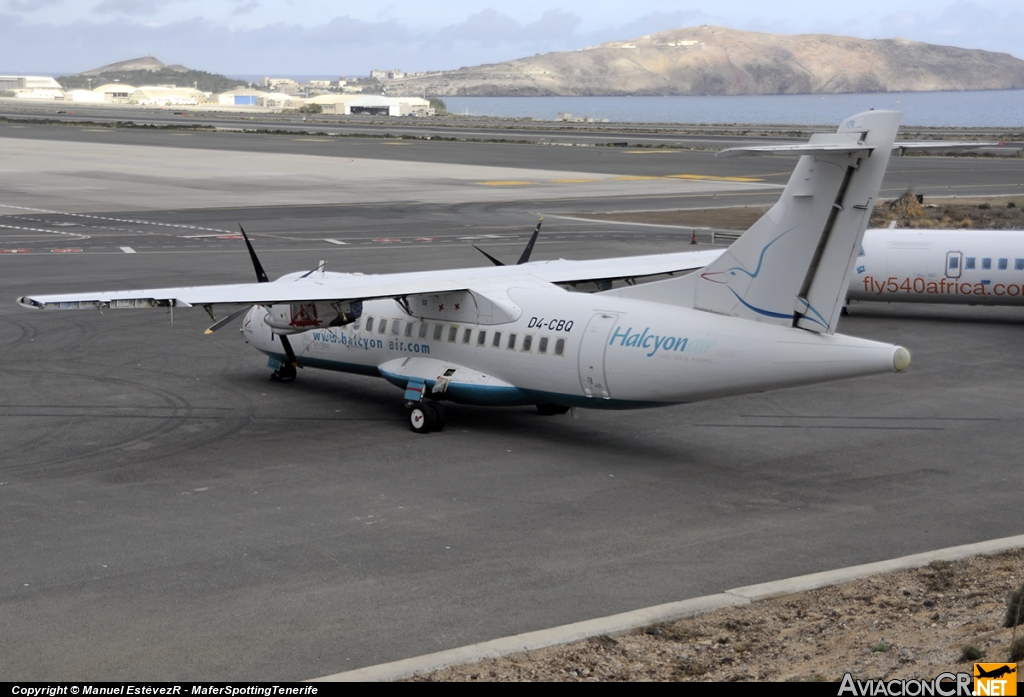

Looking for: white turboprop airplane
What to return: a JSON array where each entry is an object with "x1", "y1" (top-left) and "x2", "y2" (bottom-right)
[
  {"x1": 849, "y1": 228, "x2": 1024, "y2": 305},
  {"x1": 19, "y1": 110, "x2": 915, "y2": 433}
]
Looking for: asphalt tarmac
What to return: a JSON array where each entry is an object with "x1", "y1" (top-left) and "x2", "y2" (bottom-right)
[{"x1": 1, "y1": 125, "x2": 1022, "y2": 681}]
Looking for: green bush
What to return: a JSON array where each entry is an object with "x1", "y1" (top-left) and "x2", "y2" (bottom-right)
[
  {"x1": 959, "y1": 645, "x2": 985, "y2": 661},
  {"x1": 1005, "y1": 582, "x2": 1024, "y2": 628},
  {"x1": 1010, "y1": 637, "x2": 1024, "y2": 662}
]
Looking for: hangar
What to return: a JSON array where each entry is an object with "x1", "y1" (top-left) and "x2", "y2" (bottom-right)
[{"x1": 308, "y1": 94, "x2": 433, "y2": 116}]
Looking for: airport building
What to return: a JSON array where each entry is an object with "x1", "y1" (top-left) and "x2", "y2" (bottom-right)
[
  {"x1": 0, "y1": 75, "x2": 62, "y2": 92},
  {"x1": 2, "y1": 73, "x2": 432, "y2": 116},
  {"x1": 130, "y1": 86, "x2": 210, "y2": 106},
  {"x1": 308, "y1": 94, "x2": 433, "y2": 116}
]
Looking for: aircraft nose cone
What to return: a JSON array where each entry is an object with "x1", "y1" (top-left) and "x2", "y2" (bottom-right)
[{"x1": 892, "y1": 346, "x2": 911, "y2": 372}]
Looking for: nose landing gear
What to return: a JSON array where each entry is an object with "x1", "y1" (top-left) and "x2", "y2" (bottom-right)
[{"x1": 271, "y1": 362, "x2": 297, "y2": 382}]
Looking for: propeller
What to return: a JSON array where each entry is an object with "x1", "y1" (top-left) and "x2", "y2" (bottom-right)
[
  {"x1": 472, "y1": 217, "x2": 544, "y2": 267},
  {"x1": 236, "y1": 225, "x2": 299, "y2": 368},
  {"x1": 516, "y1": 216, "x2": 543, "y2": 265},
  {"x1": 204, "y1": 306, "x2": 249, "y2": 335},
  {"x1": 204, "y1": 226, "x2": 298, "y2": 370}
]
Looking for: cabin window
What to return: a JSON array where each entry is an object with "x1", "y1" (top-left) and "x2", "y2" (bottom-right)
[
  {"x1": 364, "y1": 317, "x2": 374, "y2": 333},
  {"x1": 418, "y1": 323, "x2": 428, "y2": 339},
  {"x1": 378, "y1": 319, "x2": 387, "y2": 334},
  {"x1": 966, "y1": 257, "x2": 976, "y2": 270},
  {"x1": 477, "y1": 331, "x2": 487, "y2": 346},
  {"x1": 538, "y1": 337, "x2": 549, "y2": 354},
  {"x1": 554, "y1": 338, "x2": 565, "y2": 356},
  {"x1": 492, "y1": 332, "x2": 502, "y2": 347},
  {"x1": 433, "y1": 324, "x2": 443, "y2": 341},
  {"x1": 998, "y1": 258, "x2": 1008, "y2": 270},
  {"x1": 462, "y1": 328, "x2": 472, "y2": 344},
  {"x1": 507, "y1": 333, "x2": 517, "y2": 350},
  {"x1": 391, "y1": 319, "x2": 401, "y2": 335},
  {"x1": 949, "y1": 256, "x2": 959, "y2": 270},
  {"x1": 1016, "y1": 259, "x2": 1024, "y2": 271},
  {"x1": 405, "y1": 322, "x2": 414, "y2": 337},
  {"x1": 858, "y1": 245, "x2": 866, "y2": 257},
  {"x1": 448, "y1": 325, "x2": 458, "y2": 342},
  {"x1": 522, "y1": 335, "x2": 533, "y2": 352},
  {"x1": 982, "y1": 258, "x2": 992, "y2": 270}
]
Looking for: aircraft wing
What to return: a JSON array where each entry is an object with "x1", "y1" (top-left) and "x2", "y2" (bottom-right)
[{"x1": 18, "y1": 249, "x2": 723, "y2": 311}]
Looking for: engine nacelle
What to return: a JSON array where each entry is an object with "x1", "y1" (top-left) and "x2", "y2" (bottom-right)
[{"x1": 264, "y1": 300, "x2": 362, "y2": 334}]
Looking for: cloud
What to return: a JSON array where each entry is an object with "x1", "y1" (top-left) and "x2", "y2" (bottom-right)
[
  {"x1": 870, "y1": 1, "x2": 1024, "y2": 55},
  {"x1": 439, "y1": 8, "x2": 580, "y2": 44},
  {"x1": 231, "y1": 0, "x2": 258, "y2": 16},
  {"x1": 583, "y1": 10, "x2": 707, "y2": 44},
  {"x1": 6, "y1": 0, "x2": 65, "y2": 11},
  {"x1": 93, "y1": 0, "x2": 191, "y2": 16}
]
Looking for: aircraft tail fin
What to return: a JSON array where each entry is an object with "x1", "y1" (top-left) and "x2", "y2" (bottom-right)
[{"x1": 607, "y1": 110, "x2": 901, "y2": 335}]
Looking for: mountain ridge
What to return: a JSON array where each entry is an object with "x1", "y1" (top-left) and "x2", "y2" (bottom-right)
[{"x1": 385, "y1": 26, "x2": 1024, "y2": 97}]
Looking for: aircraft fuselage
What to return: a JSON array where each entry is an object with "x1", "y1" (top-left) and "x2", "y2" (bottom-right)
[
  {"x1": 243, "y1": 287, "x2": 905, "y2": 409},
  {"x1": 851, "y1": 229, "x2": 1024, "y2": 305}
]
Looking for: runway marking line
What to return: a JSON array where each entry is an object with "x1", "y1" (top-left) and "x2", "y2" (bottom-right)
[
  {"x1": 547, "y1": 178, "x2": 600, "y2": 184},
  {"x1": 51, "y1": 248, "x2": 82, "y2": 253},
  {"x1": 0, "y1": 249, "x2": 31, "y2": 254},
  {"x1": 668, "y1": 174, "x2": 763, "y2": 183},
  {"x1": 324, "y1": 239, "x2": 347, "y2": 245},
  {"x1": 120, "y1": 247, "x2": 136, "y2": 254}
]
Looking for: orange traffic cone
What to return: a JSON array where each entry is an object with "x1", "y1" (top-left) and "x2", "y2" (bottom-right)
[{"x1": 690, "y1": 230, "x2": 698, "y2": 245}]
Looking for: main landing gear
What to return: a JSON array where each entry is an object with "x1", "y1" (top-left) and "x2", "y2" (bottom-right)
[
  {"x1": 536, "y1": 404, "x2": 570, "y2": 416},
  {"x1": 408, "y1": 401, "x2": 446, "y2": 434}
]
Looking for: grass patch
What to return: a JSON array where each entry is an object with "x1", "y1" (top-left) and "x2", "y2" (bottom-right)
[{"x1": 959, "y1": 644, "x2": 985, "y2": 661}]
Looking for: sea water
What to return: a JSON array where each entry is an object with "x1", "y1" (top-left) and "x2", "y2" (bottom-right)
[{"x1": 443, "y1": 91, "x2": 1024, "y2": 127}]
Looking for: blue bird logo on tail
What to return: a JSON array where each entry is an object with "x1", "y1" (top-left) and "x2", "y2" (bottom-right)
[{"x1": 699, "y1": 226, "x2": 829, "y2": 329}]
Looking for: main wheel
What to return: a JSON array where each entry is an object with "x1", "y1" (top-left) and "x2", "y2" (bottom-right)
[
  {"x1": 425, "y1": 401, "x2": 446, "y2": 431},
  {"x1": 536, "y1": 404, "x2": 570, "y2": 416},
  {"x1": 409, "y1": 404, "x2": 436, "y2": 434}
]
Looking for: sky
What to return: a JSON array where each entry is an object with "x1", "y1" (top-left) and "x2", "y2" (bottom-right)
[{"x1": 2, "y1": 0, "x2": 1023, "y2": 77}]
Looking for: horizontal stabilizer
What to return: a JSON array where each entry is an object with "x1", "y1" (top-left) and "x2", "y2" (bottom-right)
[
  {"x1": 718, "y1": 143, "x2": 872, "y2": 158},
  {"x1": 720, "y1": 141, "x2": 997, "y2": 158},
  {"x1": 890, "y1": 141, "x2": 999, "y2": 155}
]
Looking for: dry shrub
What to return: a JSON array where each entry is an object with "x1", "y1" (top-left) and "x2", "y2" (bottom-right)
[{"x1": 886, "y1": 191, "x2": 928, "y2": 219}]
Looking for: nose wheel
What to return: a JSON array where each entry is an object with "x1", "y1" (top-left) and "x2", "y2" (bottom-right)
[
  {"x1": 408, "y1": 401, "x2": 446, "y2": 433},
  {"x1": 271, "y1": 363, "x2": 297, "y2": 382},
  {"x1": 536, "y1": 404, "x2": 570, "y2": 416}
]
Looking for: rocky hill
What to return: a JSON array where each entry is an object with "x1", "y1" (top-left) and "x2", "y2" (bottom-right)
[
  {"x1": 57, "y1": 57, "x2": 245, "y2": 93},
  {"x1": 78, "y1": 56, "x2": 191, "y2": 76},
  {"x1": 387, "y1": 26, "x2": 1024, "y2": 96}
]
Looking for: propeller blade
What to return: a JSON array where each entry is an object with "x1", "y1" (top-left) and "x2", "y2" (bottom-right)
[
  {"x1": 239, "y1": 225, "x2": 269, "y2": 283},
  {"x1": 471, "y1": 244, "x2": 505, "y2": 267},
  {"x1": 516, "y1": 216, "x2": 543, "y2": 265},
  {"x1": 203, "y1": 307, "x2": 250, "y2": 335},
  {"x1": 279, "y1": 334, "x2": 298, "y2": 367}
]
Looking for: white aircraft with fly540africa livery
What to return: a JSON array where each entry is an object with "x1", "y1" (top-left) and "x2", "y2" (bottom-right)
[
  {"x1": 849, "y1": 228, "x2": 1024, "y2": 305},
  {"x1": 21, "y1": 110, "x2": 939, "y2": 433}
]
